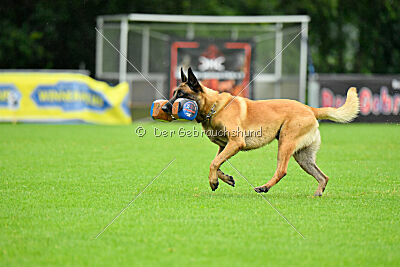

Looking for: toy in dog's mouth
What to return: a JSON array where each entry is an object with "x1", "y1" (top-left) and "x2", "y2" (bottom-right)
[{"x1": 150, "y1": 98, "x2": 198, "y2": 121}]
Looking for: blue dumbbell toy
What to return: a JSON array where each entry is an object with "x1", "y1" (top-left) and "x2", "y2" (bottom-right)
[
  {"x1": 150, "y1": 98, "x2": 198, "y2": 121},
  {"x1": 172, "y1": 98, "x2": 198, "y2": 121}
]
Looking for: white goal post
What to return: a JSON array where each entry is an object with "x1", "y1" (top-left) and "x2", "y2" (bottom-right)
[{"x1": 96, "y1": 13, "x2": 309, "y2": 105}]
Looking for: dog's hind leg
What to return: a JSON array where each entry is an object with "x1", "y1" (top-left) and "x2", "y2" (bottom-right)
[
  {"x1": 293, "y1": 136, "x2": 329, "y2": 196},
  {"x1": 254, "y1": 137, "x2": 296, "y2": 193},
  {"x1": 216, "y1": 146, "x2": 235, "y2": 187},
  {"x1": 254, "y1": 119, "x2": 318, "y2": 194}
]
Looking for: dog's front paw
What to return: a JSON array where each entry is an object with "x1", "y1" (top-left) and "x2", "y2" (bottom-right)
[
  {"x1": 209, "y1": 180, "x2": 219, "y2": 191},
  {"x1": 254, "y1": 186, "x2": 269, "y2": 193},
  {"x1": 217, "y1": 170, "x2": 235, "y2": 187},
  {"x1": 226, "y1": 175, "x2": 235, "y2": 187}
]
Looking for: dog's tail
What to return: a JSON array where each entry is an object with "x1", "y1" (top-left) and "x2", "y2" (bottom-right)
[{"x1": 311, "y1": 87, "x2": 360, "y2": 123}]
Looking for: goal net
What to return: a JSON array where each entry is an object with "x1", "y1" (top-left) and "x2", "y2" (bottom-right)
[{"x1": 96, "y1": 14, "x2": 309, "y2": 107}]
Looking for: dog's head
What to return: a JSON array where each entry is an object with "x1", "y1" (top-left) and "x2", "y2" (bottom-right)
[{"x1": 162, "y1": 67, "x2": 204, "y2": 114}]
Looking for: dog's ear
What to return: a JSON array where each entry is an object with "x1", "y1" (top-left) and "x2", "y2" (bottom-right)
[
  {"x1": 187, "y1": 67, "x2": 202, "y2": 92},
  {"x1": 180, "y1": 67, "x2": 187, "y2": 83}
]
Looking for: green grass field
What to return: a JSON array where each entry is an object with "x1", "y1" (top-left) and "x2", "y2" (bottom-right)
[{"x1": 1, "y1": 123, "x2": 399, "y2": 266}]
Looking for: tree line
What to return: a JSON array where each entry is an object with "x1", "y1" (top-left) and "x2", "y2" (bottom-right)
[{"x1": 0, "y1": 0, "x2": 399, "y2": 75}]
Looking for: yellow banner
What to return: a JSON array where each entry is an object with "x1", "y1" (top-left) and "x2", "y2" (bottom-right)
[{"x1": 0, "y1": 72, "x2": 131, "y2": 124}]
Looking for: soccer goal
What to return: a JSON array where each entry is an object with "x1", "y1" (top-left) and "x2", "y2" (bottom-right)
[{"x1": 95, "y1": 14, "x2": 309, "y2": 106}]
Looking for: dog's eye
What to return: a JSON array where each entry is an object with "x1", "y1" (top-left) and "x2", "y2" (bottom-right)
[{"x1": 177, "y1": 91, "x2": 183, "y2": 97}]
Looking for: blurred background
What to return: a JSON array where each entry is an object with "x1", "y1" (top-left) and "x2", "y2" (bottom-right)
[{"x1": 0, "y1": 0, "x2": 399, "y2": 122}]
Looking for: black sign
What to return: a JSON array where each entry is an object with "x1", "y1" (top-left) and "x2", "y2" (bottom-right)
[
  {"x1": 318, "y1": 74, "x2": 400, "y2": 122},
  {"x1": 169, "y1": 39, "x2": 254, "y2": 98}
]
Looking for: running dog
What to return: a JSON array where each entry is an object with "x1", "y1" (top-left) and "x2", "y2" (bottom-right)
[{"x1": 162, "y1": 67, "x2": 359, "y2": 196}]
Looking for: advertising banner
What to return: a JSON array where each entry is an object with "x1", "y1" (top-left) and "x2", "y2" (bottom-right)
[
  {"x1": 169, "y1": 39, "x2": 254, "y2": 98},
  {"x1": 0, "y1": 72, "x2": 131, "y2": 124},
  {"x1": 318, "y1": 74, "x2": 400, "y2": 122}
]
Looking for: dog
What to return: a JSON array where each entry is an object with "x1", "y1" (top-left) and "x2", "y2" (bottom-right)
[{"x1": 162, "y1": 67, "x2": 360, "y2": 196}]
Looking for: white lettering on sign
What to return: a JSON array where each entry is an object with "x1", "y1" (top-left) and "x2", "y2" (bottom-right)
[{"x1": 198, "y1": 56, "x2": 225, "y2": 71}]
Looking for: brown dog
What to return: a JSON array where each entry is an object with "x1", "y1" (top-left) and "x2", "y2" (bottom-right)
[{"x1": 162, "y1": 67, "x2": 360, "y2": 196}]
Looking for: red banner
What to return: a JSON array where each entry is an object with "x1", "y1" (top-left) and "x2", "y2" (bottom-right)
[{"x1": 318, "y1": 74, "x2": 400, "y2": 122}]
